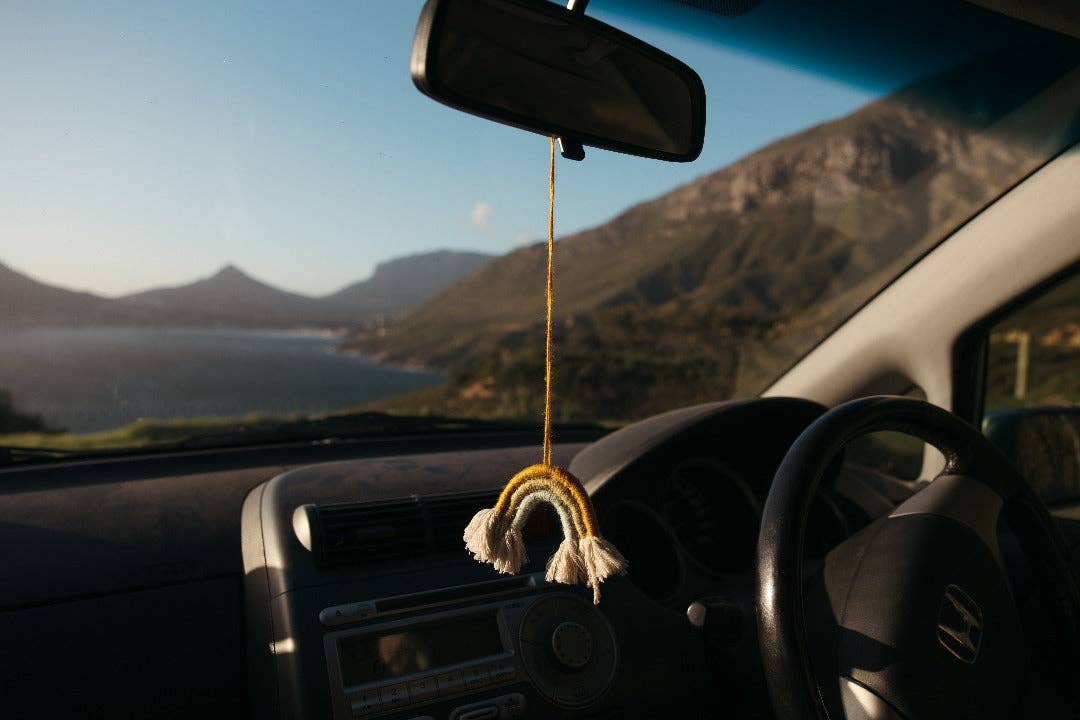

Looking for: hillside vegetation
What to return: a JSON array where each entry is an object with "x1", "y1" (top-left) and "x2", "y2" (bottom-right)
[
  {"x1": 0, "y1": 390, "x2": 54, "y2": 434},
  {"x1": 986, "y1": 273, "x2": 1080, "y2": 412},
  {"x1": 353, "y1": 45, "x2": 1079, "y2": 423}
]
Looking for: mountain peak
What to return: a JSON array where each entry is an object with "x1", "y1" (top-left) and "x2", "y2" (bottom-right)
[
  {"x1": 199, "y1": 264, "x2": 277, "y2": 293},
  {"x1": 211, "y1": 263, "x2": 249, "y2": 281}
]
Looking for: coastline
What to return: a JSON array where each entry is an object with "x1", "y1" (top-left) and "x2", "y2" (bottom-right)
[{"x1": 0, "y1": 325, "x2": 445, "y2": 433}]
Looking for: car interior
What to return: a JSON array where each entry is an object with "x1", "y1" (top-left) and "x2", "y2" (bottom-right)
[{"x1": 1, "y1": 0, "x2": 1079, "y2": 719}]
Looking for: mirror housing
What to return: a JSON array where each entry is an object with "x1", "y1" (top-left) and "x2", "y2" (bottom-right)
[
  {"x1": 984, "y1": 407, "x2": 1080, "y2": 504},
  {"x1": 411, "y1": 0, "x2": 706, "y2": 162}
]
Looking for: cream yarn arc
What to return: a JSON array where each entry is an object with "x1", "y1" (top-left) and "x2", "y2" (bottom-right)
[{"x1": 463, "y1": 463, "x2": 626, "y2": 603}]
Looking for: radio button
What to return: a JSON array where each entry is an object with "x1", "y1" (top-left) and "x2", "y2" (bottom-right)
[
  {"x1": 488, "y1": 661, "x2": 516, "y2": 683},
  {"x1": 435, "y1": 669, "x2": 464, "y2": 694},
  {"x1": 349, "y1": 689, "x2": 381, "y2": 716},
  {"x1": 496, "y1": 693, "x2": 528, "y2": 718},
  {"x1": 408, "y1": 675, "x2": 437, "y2": 701},
  {"x1": 450, "y1": 694, "x2": 527, "y2": 720},
  {"x1": 320, "y1": 601, "x2": 376, "y2": 627},
  {"x1": 463, "y1": 664, "x2": 491, "y2": 688},
  {"x1": 451, "y1": 707, "x2": 498, "y2": 720},
  {"x1": 380, "y1": 682, "x2": 410, "y2": 708}
]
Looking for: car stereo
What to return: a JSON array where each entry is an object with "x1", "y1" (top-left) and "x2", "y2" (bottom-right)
[{"x1": 324, "y1": 591, "x2": 617, "y2": 719}]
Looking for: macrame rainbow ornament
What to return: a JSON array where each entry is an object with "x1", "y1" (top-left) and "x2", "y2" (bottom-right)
[
  {"x1": 463, "y1": 139, "x2": 627, "y2": 604},
  {"x1": 463, "y1": 463, "x2": 627, "y2": 604}
]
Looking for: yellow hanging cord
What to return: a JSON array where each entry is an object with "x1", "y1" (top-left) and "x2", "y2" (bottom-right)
[
  {"x1": 543, "y1": 137, "x2": 556, "y2": 466},
  {"x1": 460, "y1": 138, "x2": 627, "y2": 601},
  {"x1": 460, "y1": 139, "x2": 630, "y2": 595}
]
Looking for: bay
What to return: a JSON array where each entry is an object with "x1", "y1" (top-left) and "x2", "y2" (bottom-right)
[{"x1": 0, "y1": 327, "x2": 444, "y2": 433}]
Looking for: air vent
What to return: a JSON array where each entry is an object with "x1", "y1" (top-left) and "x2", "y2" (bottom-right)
[
  {"x1": 304, "y1": 491, "x2": 497, "y2": 570},
  {"x1": 425, "y1": 491, "x2": 499, "y2": 550}
]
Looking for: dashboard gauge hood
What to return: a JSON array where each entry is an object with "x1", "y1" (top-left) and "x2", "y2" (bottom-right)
[{"x1": 570, "y1": 397, "x2": 827, "y2": 493}]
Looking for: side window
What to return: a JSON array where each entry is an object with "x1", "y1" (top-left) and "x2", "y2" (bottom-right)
[
  {"x1": 844, "y1": 376, "x2": 927, "y2": 480},
  {"x1": 982, "y1": 271, "x2": 1080, "y2": 504}
]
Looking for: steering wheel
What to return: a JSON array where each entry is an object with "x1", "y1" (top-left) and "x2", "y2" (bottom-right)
[{"x1": 756, "y1": 396, "x2": 1080, "y2": 719}]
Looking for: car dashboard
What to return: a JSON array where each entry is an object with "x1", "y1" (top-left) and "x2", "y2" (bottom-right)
[
  {"x1": 0, "y1": 397, "x2": 936, "y2": 718},
  {"x1": 241, "y1": 398, "x2": 916, "y2": 719}
]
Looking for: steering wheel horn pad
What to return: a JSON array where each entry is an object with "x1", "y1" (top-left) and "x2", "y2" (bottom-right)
[
  {"x1": 756, "y1": 396, "x2": 1080, "y2": 720},
  {"x1": 817, "y1": 475, "x2": 1024, "y2": 719}
]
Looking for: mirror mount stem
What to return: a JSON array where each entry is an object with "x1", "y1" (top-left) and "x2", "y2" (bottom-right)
[
  {"x1": 558, "y1": 137, "x2": 586, "y2": 161},
  {"x1": 557, "y1": 0, "x2": 590, "y2": 162}
]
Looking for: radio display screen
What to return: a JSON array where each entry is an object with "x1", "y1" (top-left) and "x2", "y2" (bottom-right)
[{"x1": 337, "y1": 612, "x2": 503, "y2": 687}]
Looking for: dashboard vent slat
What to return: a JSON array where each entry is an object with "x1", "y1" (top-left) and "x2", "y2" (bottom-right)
[
  {"x1": 426, "y1": 492, "x2": 499, "y2": 548},
  {"x1": 308, "y1": 491, "x2": 498, "y2": 570}
]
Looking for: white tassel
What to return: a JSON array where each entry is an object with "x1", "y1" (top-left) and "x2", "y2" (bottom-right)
[
  {"x1": 545, "y1": 537, "x2": 585, "y2": 585},
  {"x1": 579, "y1": 535, "x2": 628, "y2": 604},
  {"x1": 463, "y1": 508, "x2": 502, "y2": 563},
  {"x1": 492, "y1": 526, "x2": 526, "y2": 574}
]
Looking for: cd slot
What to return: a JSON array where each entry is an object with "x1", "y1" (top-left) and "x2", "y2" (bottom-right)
[
  {"x1": 376, "y1": 573, "x2": 544, "y2": 612},
  {"x1": 320, "y1": 573, "x2": 547, "y2": 628}
]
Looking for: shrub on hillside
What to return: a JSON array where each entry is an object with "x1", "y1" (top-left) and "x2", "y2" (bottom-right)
[{"x1": 0, "y1": 389, "x2": 55, "y2": 434}]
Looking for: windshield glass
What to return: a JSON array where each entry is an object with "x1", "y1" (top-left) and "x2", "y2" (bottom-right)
[{"x1": 2, "y1": 0, "x2": 1078, "y2": 456}]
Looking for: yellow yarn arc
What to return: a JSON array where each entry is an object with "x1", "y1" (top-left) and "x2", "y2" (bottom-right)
[{"x1": 496, "y1": 463, "x2": 598, "y2": 538}]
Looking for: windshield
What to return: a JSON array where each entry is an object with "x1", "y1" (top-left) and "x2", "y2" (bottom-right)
[{"x1": 2, "y1": 0, "x2": 1078, "y2": 457}]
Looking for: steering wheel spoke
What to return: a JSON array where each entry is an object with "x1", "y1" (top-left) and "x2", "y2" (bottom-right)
[{"x1": 838, "y1": 677, "x2": 905, "y2": 720}]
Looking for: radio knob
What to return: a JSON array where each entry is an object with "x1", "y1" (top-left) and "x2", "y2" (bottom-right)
[
  {"x1": 551, "y1": 620, "x2": 593, "y2": 670},
  {"x1": 518, "y1": 594, "x2": 617, "y2": 708}
]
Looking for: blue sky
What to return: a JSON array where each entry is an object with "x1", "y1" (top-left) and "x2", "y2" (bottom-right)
[{"x1": 0, "y1": 0, "x2": 879, "y2": 297}]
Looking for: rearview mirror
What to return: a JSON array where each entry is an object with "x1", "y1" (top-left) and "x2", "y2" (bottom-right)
[{"x1": 411, "y1": 0, "x2": 706, "y2": 162}]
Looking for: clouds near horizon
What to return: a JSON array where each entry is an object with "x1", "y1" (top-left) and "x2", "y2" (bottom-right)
[{"x1": 469, "y1": 201, "x2": 493, "y2": 232}]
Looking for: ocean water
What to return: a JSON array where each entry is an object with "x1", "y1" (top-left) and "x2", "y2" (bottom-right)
[{"x1": 0, "y1": 327, "x2": 444, "y2": 433}]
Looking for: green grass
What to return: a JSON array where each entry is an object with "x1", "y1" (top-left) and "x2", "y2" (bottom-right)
[
  {"x1": 0, "y1": 402, "x2": 614, "y2": 456},
  {"x1": 0, "y1": 412, "x2": 308, "y2": 451}
]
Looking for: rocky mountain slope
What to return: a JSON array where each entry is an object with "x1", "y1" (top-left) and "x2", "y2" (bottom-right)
[
  {"x1": 0, "y1": 262, "x2": 114, "y2": 326},
  {"x1": 321, "y1": 250, "x2": 492, "y2": 318},
  {"x1": 352, "y1": 45, "x2": 1077, "y2": 421}
]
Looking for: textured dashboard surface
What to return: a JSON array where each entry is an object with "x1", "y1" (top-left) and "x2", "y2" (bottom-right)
[
  {"x1": 0, "y1": 436, "x2": 586, "y2": 610},
  {"x1": 0, "y1": 434, "x2": 589, "y2": 719}
]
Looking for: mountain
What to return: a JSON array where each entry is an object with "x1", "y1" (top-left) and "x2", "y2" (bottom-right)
[
  {"x1": 116, "y1": 264, "x2": 322, "y2": 326},
  {"x1": 0, "y1": 250, "x2": 495, "y2": 328},
  {"x1": 321, "y1": 250, "x2": 493, "y2": 318},
  {"x1": 0, "y1": 262, "x2": 113, "y2": 326},
  {"x1": 350, "y1": 44, "x2": 1079, "y2": 421}
]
